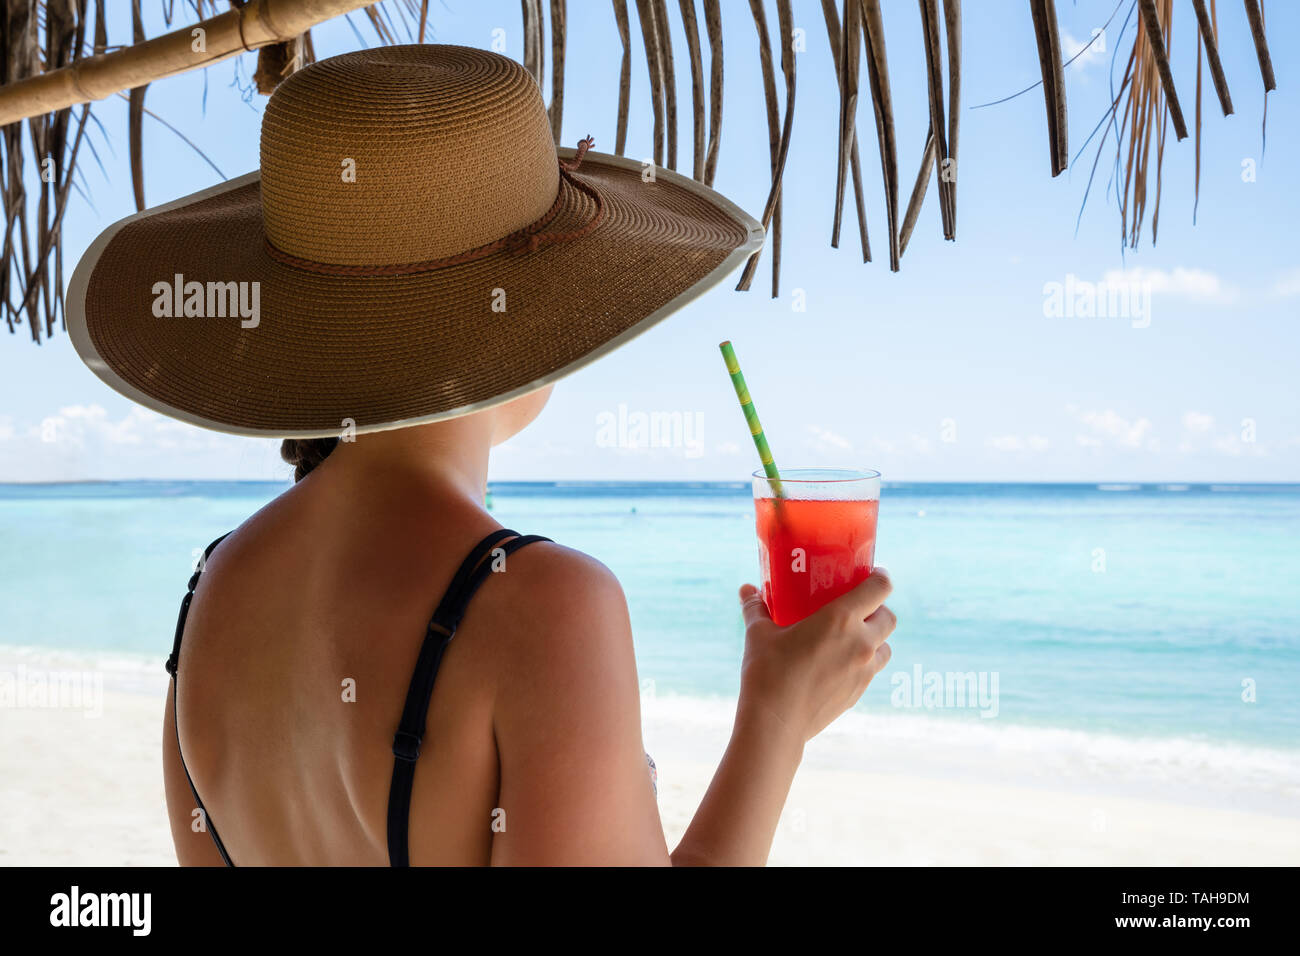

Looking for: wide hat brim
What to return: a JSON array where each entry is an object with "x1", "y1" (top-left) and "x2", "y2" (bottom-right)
[{"x1": 68, "y1": 148, "x2": 764, "y2": 438}]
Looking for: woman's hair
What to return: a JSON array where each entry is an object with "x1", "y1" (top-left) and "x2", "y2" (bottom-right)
[{"x1": 280, "y1": 437, "x2": 339, "y2": 482}]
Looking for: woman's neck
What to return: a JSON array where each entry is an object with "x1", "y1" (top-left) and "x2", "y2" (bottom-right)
[{"x1": 326, "y1": 416, "x2": 494, "y2": 504}]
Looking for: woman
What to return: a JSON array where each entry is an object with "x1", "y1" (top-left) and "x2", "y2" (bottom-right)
[{"x1": 68, "y1": 45, "x2": 896, "y2": 866}]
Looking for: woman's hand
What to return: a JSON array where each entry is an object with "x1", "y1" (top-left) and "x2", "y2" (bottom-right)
[
  {"x1": 671, "y1": 569, "x2": 896, "y2": 865},
  {"x1": 736, "y1": 570, "x2": 896, "y2": 748}
]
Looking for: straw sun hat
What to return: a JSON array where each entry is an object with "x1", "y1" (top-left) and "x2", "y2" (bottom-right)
[{"x1": 68, "y1": 44, "x2": 764, "y2": 438}]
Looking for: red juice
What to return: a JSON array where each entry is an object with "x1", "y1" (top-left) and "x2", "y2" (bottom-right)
[{"x1": 754, "y1": 496, "x2": 879, "y2": 626}]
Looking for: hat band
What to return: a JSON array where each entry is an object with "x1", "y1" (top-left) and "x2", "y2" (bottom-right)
[{"x1": 262, "y1": 136, "x2": 606, "y2": 277}]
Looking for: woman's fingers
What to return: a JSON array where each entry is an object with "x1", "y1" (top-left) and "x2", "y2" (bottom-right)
[
  {"x1": 823, "y1": 567, "x2": 893, "y2": 623},
  {"x1": 738, "y1": 583, "x2": 772, "y2": 629},
  {"x1": 864, "y1": 604, "x2": 897, "y2": 648}
]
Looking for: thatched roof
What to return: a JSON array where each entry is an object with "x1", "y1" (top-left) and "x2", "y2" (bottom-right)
[{"x1": 0, "y1": 0, "x2": 1278, "y2": 344}]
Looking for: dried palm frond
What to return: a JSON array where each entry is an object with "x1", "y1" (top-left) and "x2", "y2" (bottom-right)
[
  {"x1": 678, "y1": 0, "x2": 705, "y2": 181},
  {"x1": 253, "y1": 37, "x2": 310, "y2": 95},
  {"x1": 653, "y1": 0, "x2": 678, "y2": 170},
  {"x1": 612, "y1": 0, "x2": 632, "y2": 155},
  {"x1": 111, "y1": 89, "x2": 225, "y2": 179},
  {"x1": 3, "y1": 0, "x2": 75, "y2": 342},
  {"x1": 128, "y1": 0, "x2": 147, "y2": 210},
  {"x1": 821, "y1": 0, "x2": 869, "y2": 262},
  {"x1": 1192, "y1": 0, "x2": 1229, "y2": 224},
  {"x1": 1029, "y1": 0, "x2": 1068, "y2": 176},
  {"x1": 1191, "y1": 0, "x2": 1231, "y2": 115},
  {"x1": 701, "y1": 0, "x2": 723, "y2": 186},
  {"x1": 861, "y1": 0, "x2": 900, "y2": 271},
  {"x1": 360, "y1": 2, "x2": 399, "y2": 46},
  {"x1": 1075, "y1": 0, "x2": 1175, "y2": 247},
  {"x1": 548, "y1": 0, "x2": 565, "y2": 140},
  {"x1": 1242, "y1": 0, "x2": 1276, "y2": 92},
  {"x1": 0, "y1": 1, "x2": 374, "y2": 124},
  {"x1": 1195, "y1": 7, "x2": 1204, "y2": 224},
  {"x1": 520, "y1": 0, "x2": 542, "y2": 87},
  {"x1": 899, "y1": 128, "x2": 934, "y2": 255},
  {"x1": 633, "y1": 0, "x2": 666, "y2": 167},
  {"x1": 0, "y1": 0, "x2": 1287, "y2": 344},
  {"x1": 0, "y1": 0, "x2": 372, "y2": 342},
  {"x1": 898, "y1": 0, "x2": 959, "y2": 251},
  {"x1": 1120, "y1": 8, "x2": 1158, "y2": 246},
  {"x1": 735, "y1": 0, "x2": 794, "y2": 297},
  {"x1": 1071, "y1": 0, "x2": 1272, "y2": 249},
  {"x1": 1137, "y1": 0, "x2": 1187, "y2": 139},
  {"x1": 917, "y1": 0, "x2": 951, "y2": 238},
  {"x1": 942, "y1": 0, "x2": 959, "y2": 234}
]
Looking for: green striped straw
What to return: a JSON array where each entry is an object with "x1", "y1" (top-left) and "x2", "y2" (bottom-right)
[{"x1": 719, "y1": 340, "x2": 784, "y2": 498}]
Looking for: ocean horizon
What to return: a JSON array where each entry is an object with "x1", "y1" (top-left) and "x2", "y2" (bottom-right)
[
  {"x1": 3, "y1": 480, "x2": 1298, "y2": 788},
  {"x1": 6, "y1": 479, "x2": 1300, "y2": 489}
]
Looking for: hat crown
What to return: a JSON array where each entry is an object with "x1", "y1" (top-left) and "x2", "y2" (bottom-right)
[{"x1": 259, "y1": 45, "x2": 559, "y2": 266}]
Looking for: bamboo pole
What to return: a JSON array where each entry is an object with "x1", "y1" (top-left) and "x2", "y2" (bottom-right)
[{"x1": 0, "y1": 0, "x2": 375, "y2": 127}]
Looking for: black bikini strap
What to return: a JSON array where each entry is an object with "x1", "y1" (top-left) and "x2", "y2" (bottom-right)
[
  {"x1": 387, "y1": 530, "x2": 552, "y2": 866},
  {"x1": 437, "y1": 528, "x2": 519, "y2": 612},
  {"x1": 165, "y1": 533, "x2": 229, "y2": 679},
  {"x1": 167, "y1": 533, "x2": 236, "y2": 867}
]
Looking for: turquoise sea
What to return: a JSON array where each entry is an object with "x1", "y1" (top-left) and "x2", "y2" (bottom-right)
[{"x1": 2, "y1": 481, "x2": 1298, "y2": 752}]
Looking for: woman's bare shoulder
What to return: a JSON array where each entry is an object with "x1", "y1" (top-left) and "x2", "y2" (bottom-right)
[
  {"x1": 485, "y1": 540, "x2": 630, "y2": 638},
  {"x1": 472, "y1": 539, "x2": 635, "y2": 690},
  {"x1": 478, "y1": 539, "x2": 662, "y2": 866}
]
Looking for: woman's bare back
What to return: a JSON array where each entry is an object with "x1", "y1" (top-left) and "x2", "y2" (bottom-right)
[{"x1": 163, "y1": 462, "x2": 572, "y2": 865}]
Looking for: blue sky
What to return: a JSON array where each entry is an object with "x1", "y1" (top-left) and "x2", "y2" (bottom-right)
[{"x1": 1, "y1": 0, "x2": 1297, "y2": 482}]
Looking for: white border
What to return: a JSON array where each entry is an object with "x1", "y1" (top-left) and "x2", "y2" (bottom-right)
[{"x1": 67, "y1": 150, "x2": 765, "y2": 439}]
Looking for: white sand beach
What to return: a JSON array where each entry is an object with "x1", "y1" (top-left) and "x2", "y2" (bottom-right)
[{"x1": 3, "y1": 652, "x2": 1299, "y2": 866}]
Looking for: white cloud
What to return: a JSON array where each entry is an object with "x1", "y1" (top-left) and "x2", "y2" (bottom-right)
[
  {"x1": 1212, "y1": 434, "x2": 1267, "y2": 458},
  {"x1": 1062, "y1": 29, "x2": 1107, "y2": 73},
  {"x1": 1182, "y1": 411, "x2": 1215, "y2": 433},
  {"x1": 907, "y1": 434, "x2": 935, "y2": 454},
  {"x1": 987, "y1": 434, "x2": 1050, "y2": 452},
  {"x1": 25, "y1": 404, "x2": 231, "y2": 451},
  {"x1": 1073, "y1": 408, "x2": 1154, "y2": 449},
  {"x1": 806, "y1": 424, "x2": 853, "y2": 453},
  {"x1": 0, "y1": 403, "x2": 279, "y2": 481},
  {"x1": 1272, "y1": 267, "x2": 1300, "y2": 298},
  {"x1": 1100, "y1": 266, "x2": 1237, "y2": 304}
]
